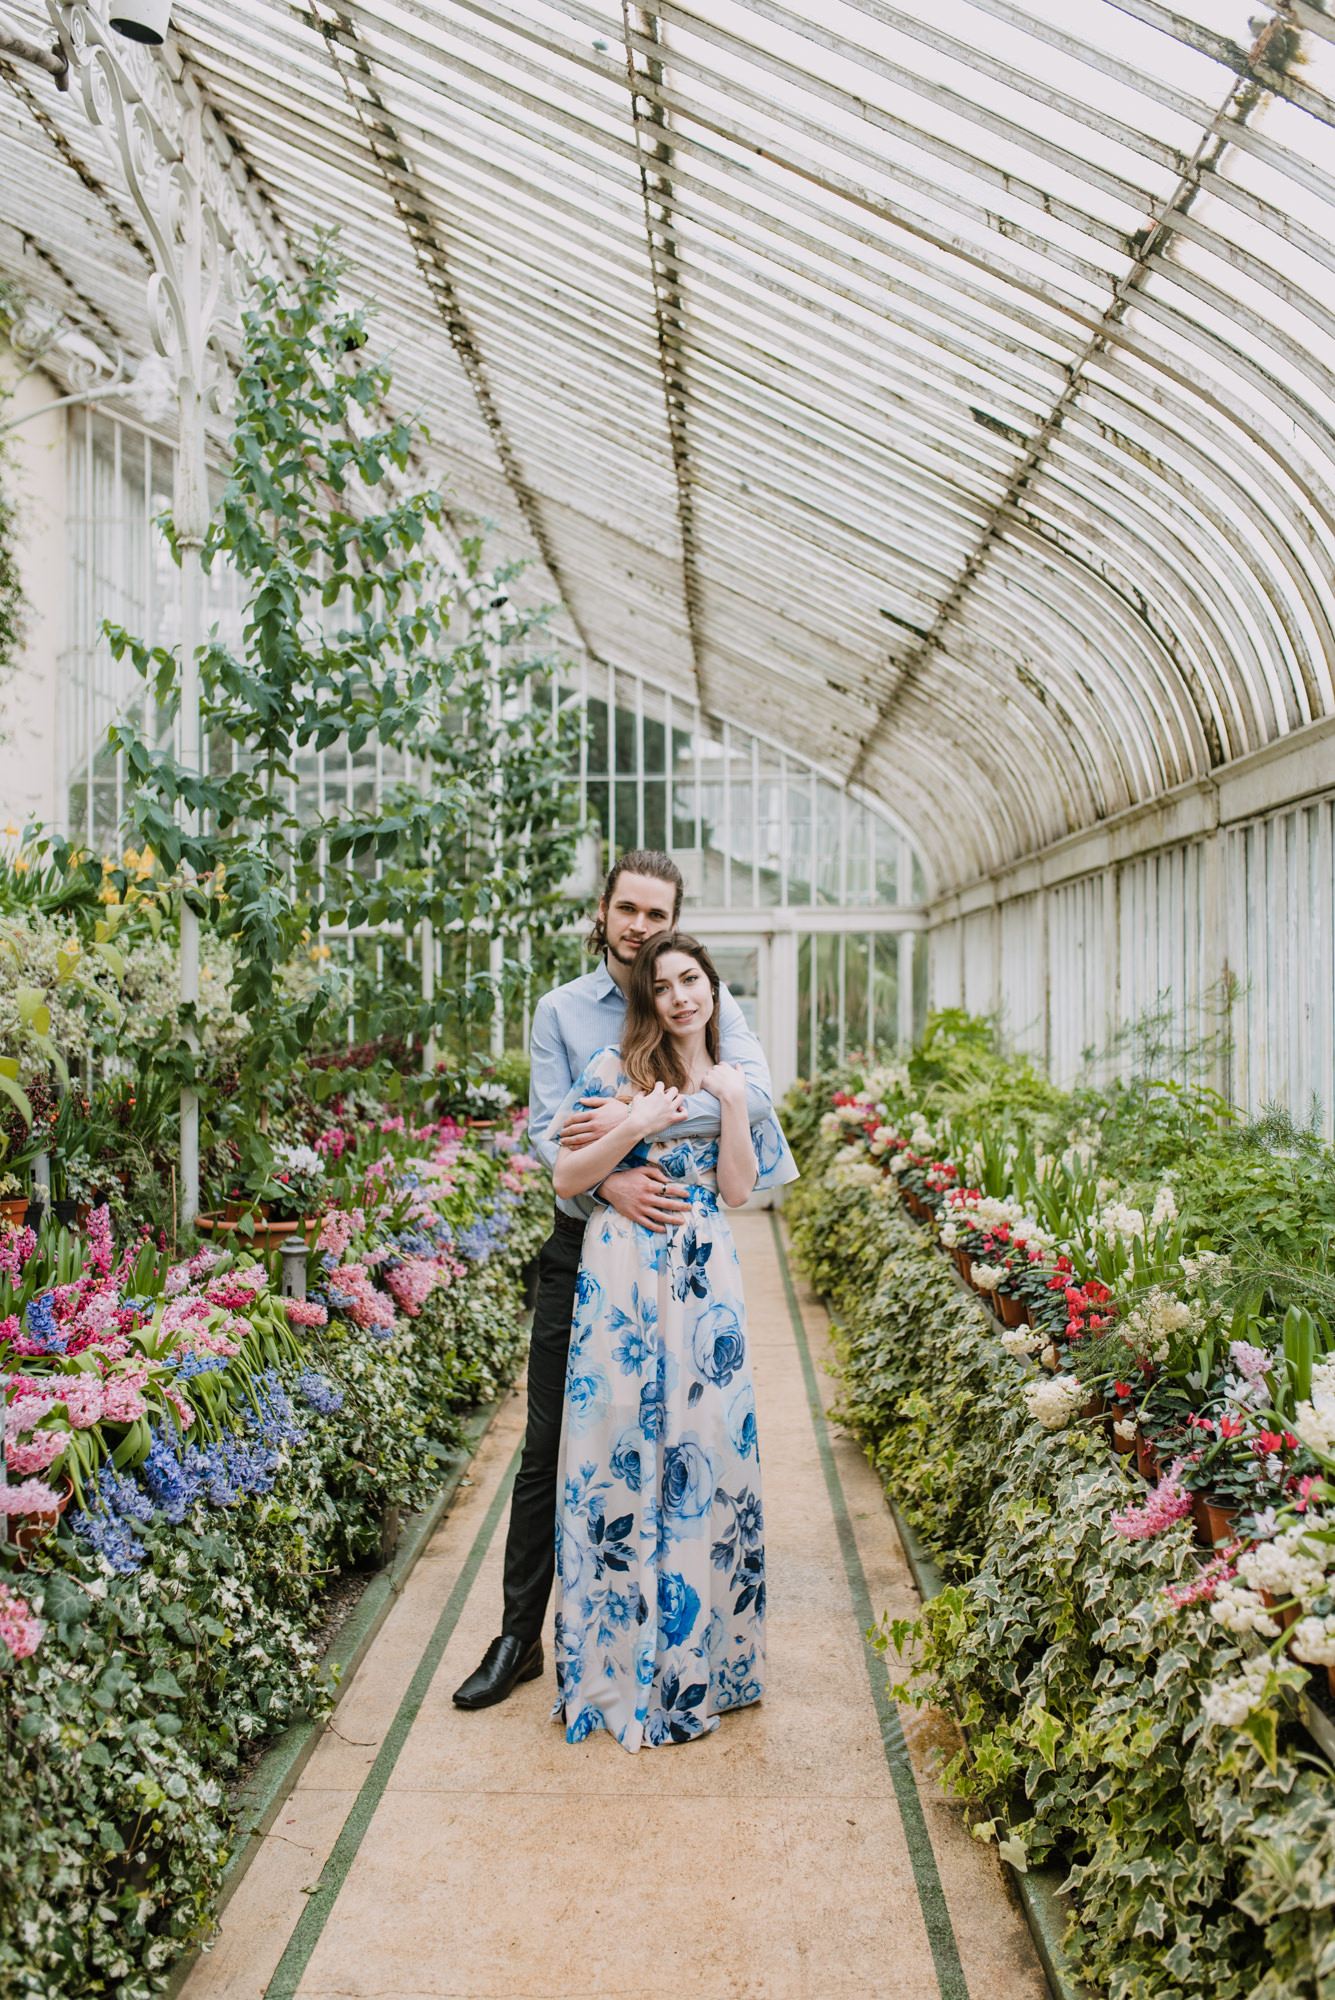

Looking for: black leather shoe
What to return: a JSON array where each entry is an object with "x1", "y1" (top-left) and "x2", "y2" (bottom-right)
[{"x1": 452, "y1": 1634, "x2": 543, "y2": 1710}]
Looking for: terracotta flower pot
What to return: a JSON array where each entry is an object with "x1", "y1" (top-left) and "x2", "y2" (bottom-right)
[
  {"x1": 1134, "y1": 1429, "x2": 1162, "y2": 1483},
  {"x1": 1191, "y1": 1493, "x2": 1238, "y2": 1552},
  {"x1": 7, "y1": 1480, "x2": 72, "y2": 1564},
  {"x1": 998, "y1": 1292, "x2": 1028, "y2": 1329},
  {"x1": 1081, "y1": 1390, "x2": 1107, "y2": 1423},
  {"x1": 0, "y1": 1198, "x2": 27, "y2": 1228},
  {"x1": 951, "y1": 1247, "x2": 972, "y2": 1280},
  {"x1": 1109, "y1": 1400, "x2": 1137, "y2": 1455}
]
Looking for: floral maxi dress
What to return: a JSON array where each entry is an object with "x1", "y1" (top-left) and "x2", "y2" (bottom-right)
[{"x1": 551, "y1": 1048, "x2": 773, "y2": 1751}]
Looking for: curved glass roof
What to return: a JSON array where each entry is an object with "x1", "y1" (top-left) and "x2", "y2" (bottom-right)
[{"x1": 3, "y1": 0, "x2": 1334, "y2": 891}]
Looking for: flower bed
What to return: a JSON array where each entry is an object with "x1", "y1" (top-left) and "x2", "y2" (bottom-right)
[
  {"x1": 784, "y1": 1042, "x2": 1335, "y2": 2000},
  {"x1": 0, "y1": 1113, "x2": 548, "y2": 2000}
]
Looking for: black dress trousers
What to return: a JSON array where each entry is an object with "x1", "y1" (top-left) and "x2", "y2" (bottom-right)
[{"x1": 500, "y1": 1214, "x2": 585, "y2": 1643}]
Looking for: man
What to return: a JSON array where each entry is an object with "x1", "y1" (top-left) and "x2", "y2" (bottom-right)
[{"x1": 452, "y1": 848, "x2": 777, "y2": 1710}]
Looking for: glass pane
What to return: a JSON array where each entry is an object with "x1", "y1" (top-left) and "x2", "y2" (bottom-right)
[
  {"x1": 874, "y1": 821, "x2": 900, "y2": 905},
  {"x1": 786, "y1": 782, "x2": 812, "y2": 906},
  {"x1": 615, "y1": 703, "x2": 636, "y2": 776},
  {"x1": 815, "y1": 782, "x2": 842, "y2": 906},
  {"x1": 873, "y1": 932, "x2": 900, "y2": 1053},
  {"x1": 643, "y1": 712, "x2": 666, "y2": 776},
  {"x1": 757, "y1": 775, "x2": 783, "y2": 907},
  {"x1": 797, "y1": 932, "x2": 812, "y2": 1077},
  {"x1": 815, "y1": 932, "x2": 841, "y2": 1070},
  {"x1": 710, "y1": 945, "x2": 759, "y2": 1032},
  {"x1": 643, "y1": 779, "x2": 666, "y2": 851},
  {"x1": 847, "y1": 803, "x2": 872, "y2": 907},
  {"x1": 845, "y1": 932, "x2": 870, "y2": 1061},
  {"x1": 586, "y1": 697, "x2": 609, "y2": 777}
]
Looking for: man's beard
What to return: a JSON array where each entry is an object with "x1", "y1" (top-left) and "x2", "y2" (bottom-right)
[{"x1": 607, "y1": 937, "x2": 640, "y2": 965}]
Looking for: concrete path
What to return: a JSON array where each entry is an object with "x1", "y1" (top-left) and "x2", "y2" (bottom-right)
[{"x1": 183, "y1": 1212, "x2": 1047, "y2": 2000}]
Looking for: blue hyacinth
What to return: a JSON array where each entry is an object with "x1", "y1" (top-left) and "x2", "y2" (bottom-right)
[
  {"x1": 174, "y1": 1350, "x2": 229, "y2": 1380},
  {"x1": 23, "y1": 1292, "x2": 66, "y2": 1355},
  {"x1": 294, "y1": 1367, "x2": 344, "y2": 1415},
  {"x1": 70, "y1": 1506, "x2": 145, "y2": 1574}
]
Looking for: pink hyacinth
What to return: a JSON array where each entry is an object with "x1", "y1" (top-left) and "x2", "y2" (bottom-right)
[
  {"x1": 1112, "y1": 1460, "x2": 1194, "y2": 1540},
  {"x1": 6, "y1": 1394, "x2": 59, "y2": 1437},
  {"x1": 0, "y1": 1479, "x2": 63, "y2": 1516},
  {"x1": 5, "y1": 1429, "x2": 67, "y2": 1476},
  {"x1": 100, "y1": 1370, "x2": 149, "y2": 1425},
  {"x1": 315, "y1": 1126, "x2": 347, "y2": 1162},
  {"x1": 317, "y1": 1208, "x2": 364, "y2": 1259},
  {"x1": 328, "y1": 1263, "x2": 396, "y2": 1332},
  {"x1": 286, "y1": 1298, "x2": 328, "y2": 1329},
  {"x1": 0, "y1": 1228, "x2": 35, "y2": 1281},
  {"x1": 0, "y1": 1581, "x2": 44, "y2": 1661},
  {"x1": 1164, "y1": 1553, "x2": 1237, "y2": 1609},
  {"x1": 86, "y1": 1203, "x2": 113, "y2": 1278},
  {"x1": 386, "y1": 1257, "x2": 436, "y2": 1316}
]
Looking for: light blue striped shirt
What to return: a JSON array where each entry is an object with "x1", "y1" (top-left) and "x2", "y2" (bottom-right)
[{"x1": 528, "y1": 956, "x2": 798, "y2": 1218}]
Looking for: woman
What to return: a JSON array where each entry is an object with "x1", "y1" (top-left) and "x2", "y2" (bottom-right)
[{"x1": 547, "y1": 932, "x2": 770, "y2": 1750}]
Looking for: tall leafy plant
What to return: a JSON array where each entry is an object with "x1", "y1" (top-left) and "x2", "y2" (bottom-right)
[{"x1": 99, "y1": 245, "x2": 577, "y2": 1159}]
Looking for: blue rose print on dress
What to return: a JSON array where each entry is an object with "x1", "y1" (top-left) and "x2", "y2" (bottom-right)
[
  {"x1": 549, "y1": 1046, "x2": 775, "y2": 1752},
  {"x1": 658, "y1": 1571, "x2": 701, "y2": 1648},
  {"x1": 691, "y1": 1300, "x2": 747, "y2": 1389},
  {"x1": 727, "y1": 1383, "x2": 758, "y2": 1460}
]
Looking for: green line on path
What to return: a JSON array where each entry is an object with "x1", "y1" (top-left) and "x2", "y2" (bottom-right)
[
  {"x1": 770, "y1": 1212, "x2": 969, "y2": 2000},
  {"x1": 264, "y1": 1442, "x2": 523, "y2": 2000}
]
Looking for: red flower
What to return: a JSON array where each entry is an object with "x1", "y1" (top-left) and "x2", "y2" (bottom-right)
[
  {"x1": 1217, "y1": 1414, "x2": 1245, "y2": 1440},
  {"x1": 1113, "y1": 1381, "x2": 1137, "y2": 1399}
]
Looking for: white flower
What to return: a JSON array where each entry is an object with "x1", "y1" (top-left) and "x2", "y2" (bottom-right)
[
  {"x1": 1113, "y1": 1418, "x2": 1136, "y2": 1446},
  {"x1": 275, "y1": 1143, "x2": 324, "y2": 1178},
  {"x1": 1150, "y1": 1184, "x2": 1179, "y2": 1228},
  {"x1": 1039, "y1": 1343, "x2": 1060, "y2": 1372},
  {"x1": 819, "y1": 1112, "x2": 842, "y2": 1141},
  {"x1": 831, "y1": 1158, "x2": 883, "y2": 1189},
  {"x1": 939, "y1": 1223, "x2": 958, "y2": 1247},
  {"x1": 1022, "y1": 1374, "x2": 1085, "y2": 1430},
  {"x1": 971, "y1": 1262, "x2": 1004, "y2": 1291},
  {"x1": 868, "y1": 1125, "x2": 898, "y2": 1156},
  {"x1": 1202, "y1": 1657, "x2": 1276, "y2": 1730},
  {"x1": 1289, "y1": 1615, "x2": 1335, "y2": 1667},
  {"x1": 1237, "y1": 1525, "x2": 1331, "y2": 1606},
  {"x1": 1292, "y1": 1385, "x2": 1335, "y2": 1462},
  {"x1": 1000, "y1": 1325, "x2": 1041, "y2": 1358},
  {"x1": 1125, "y1": 1287, "x2": 1196, "y2": 1364},
  {"x1": 1209, "y1": 1582, "x2": 1280, "y2": 1639},
  {"x1": 1099, "y1": 1199, "x2": 1147, "y2": 1247},
  {"x1": 836, "y1": 1102, "x2": 867, "y2": 1126},
  {"x1": 865, "y1": 1064, "x2": 909, "y2": 1100}
]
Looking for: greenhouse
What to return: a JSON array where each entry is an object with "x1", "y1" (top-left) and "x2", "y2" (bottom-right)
[{"x1": 2, "y1": 0, "x2": 1335, "y2": 1994}]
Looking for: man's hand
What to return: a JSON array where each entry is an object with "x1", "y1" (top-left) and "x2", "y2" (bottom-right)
[
  {"x1": 562, "y1": 1095, "x2": 630, "y2": 1152},
  {"x1": 703, "y1": 1060, "x2": 748, "y2": 1108},
  {"x1": 600, "y1": 1164, "x2": 691, "y2": 1233}
]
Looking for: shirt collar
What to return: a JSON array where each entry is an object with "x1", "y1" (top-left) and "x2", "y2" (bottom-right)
[{"x1": 588, "y1": 957, "x2": 620, "y2": 1002}]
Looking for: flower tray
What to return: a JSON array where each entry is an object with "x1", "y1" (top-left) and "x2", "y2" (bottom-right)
[{"x1": 196, "y1": 1214, "x2": 319, "y2": 1252}]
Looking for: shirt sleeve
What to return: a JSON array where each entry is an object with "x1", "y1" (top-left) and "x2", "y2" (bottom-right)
[
  {"x1": 527, "y1": 992, "x2": 575, "y2": 1172},
  {"x1": 672, "y1": 983, "x2": 774, "y2": 1136}
]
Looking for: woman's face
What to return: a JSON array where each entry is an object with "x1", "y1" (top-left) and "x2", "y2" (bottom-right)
[{"x1": 652, "y1": 949, "x2": 715, "y2": 1039}]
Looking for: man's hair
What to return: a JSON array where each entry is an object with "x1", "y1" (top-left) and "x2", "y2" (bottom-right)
[
  {"x1": 586, "y1": 849, "x2": 685, "y2": 956},
  {"x1": 622, "y1": 930, "x2": 721, "y2": 1091}
]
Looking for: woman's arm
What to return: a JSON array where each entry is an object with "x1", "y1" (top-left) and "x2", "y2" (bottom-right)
[
  {"x1": 704, "y1": 1062, "x2": 758, "y2": 1207},
  {"x1": 553, "y1": 1083, "x2": 686, "y2": 1200}
]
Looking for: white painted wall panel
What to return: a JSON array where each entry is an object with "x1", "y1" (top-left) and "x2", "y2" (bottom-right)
[{"x1": 931, "y1": 792, "x2": 1335, "y2": 1136}]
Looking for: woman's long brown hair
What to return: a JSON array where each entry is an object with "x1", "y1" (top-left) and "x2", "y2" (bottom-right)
[{"x1": 622, "y1": 931, "x2": 721, "y2": 1092}]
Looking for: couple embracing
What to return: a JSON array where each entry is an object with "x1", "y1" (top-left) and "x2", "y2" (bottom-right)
[{"x1": 452, "y1": 850, "x2": 797, "y2": 1751}]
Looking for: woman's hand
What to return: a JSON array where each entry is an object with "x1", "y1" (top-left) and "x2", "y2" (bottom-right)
[
  {"x1": 702, "y1": 1061, "x2": 747, "y2": 1107},
  {"x1": 628, "y1": 1082, "x2": 687, "y2": 1135}
]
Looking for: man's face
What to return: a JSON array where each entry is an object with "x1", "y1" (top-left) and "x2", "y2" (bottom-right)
[{"x1": 599, "y1": 871, "x2": 678, "y2": 965}]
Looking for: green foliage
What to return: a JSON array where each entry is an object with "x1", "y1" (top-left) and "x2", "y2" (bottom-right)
[
  {"x1": 0, "y1": 1164, "x2": 549, "y2": 1998},
  {"x1": 785, "y1": 1113, "x2": 1335, "y2": 2000}
]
